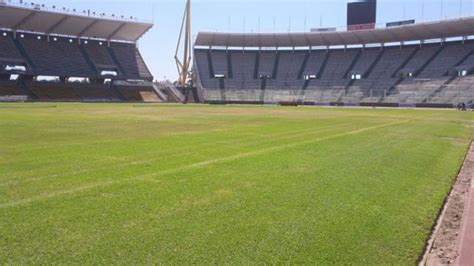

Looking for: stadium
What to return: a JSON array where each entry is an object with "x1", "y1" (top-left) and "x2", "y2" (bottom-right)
[{"x1": 0, "y1": 0, "x2": 473, "y2": 264}]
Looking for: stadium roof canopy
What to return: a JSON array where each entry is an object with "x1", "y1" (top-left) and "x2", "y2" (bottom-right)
[
  {"x1": 0, "y1": 2, "x2": 153, "y2": 42},
  {"x1": 195, "y1": 17, "x2": 474, "y2": 48}
]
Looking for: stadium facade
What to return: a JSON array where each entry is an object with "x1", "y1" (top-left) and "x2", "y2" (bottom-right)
[
  {"x1": 0, "y1": 1, "x2": 162, "y2": 102},
  {"x1": 194, "y1": 18, "x2": 474, "y2": 108}
]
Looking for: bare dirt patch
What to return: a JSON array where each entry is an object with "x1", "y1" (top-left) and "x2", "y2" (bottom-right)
[{"x1": 422, "y1": 142, "x2": 474, "y2": 265}]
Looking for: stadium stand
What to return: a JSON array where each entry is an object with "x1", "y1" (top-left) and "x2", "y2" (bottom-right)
[
  {"x1": 25, "y1": 81, "x2": 124, "y2": 102},
  {"x1": 0, "y1": 2, "x2": 159, "y2": 102},
  {"x1": 109, "y1": 42, "x2": 153, "y2": 80},
  {"x1": 194, "y1": 18, "x2": 474, "y2": 108},
  {"x1": 19, "y1": 34, "x2": 94, "y2": 78},
  {"x1": 82, "y1": 41, "x2": 117, "y2": 68},
  {"x1": 0, "y1": 32, "x2": 26, "y2": 63},
  {"x1": 0, "y1": 80, "x2": 23, "y2": 96},
  {"x1": 114, "y1": 81, "x2": 162, "y2": 102}
]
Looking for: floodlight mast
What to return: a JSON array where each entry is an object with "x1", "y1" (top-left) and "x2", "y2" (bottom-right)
[{"x1": 175, "y1": 0, "x2": 192, "y2": 88}]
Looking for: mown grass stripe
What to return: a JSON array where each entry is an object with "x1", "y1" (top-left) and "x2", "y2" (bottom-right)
[{"x1": 0, "y1": 118, "x2": 412, "y2": 209}]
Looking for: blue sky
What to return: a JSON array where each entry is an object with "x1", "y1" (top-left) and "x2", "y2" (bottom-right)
[{"x1": 30, "y1": 0, "x2": 474, "y2": 80}]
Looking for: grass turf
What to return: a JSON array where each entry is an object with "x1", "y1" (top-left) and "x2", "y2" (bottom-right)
[{"x1": 0, "y1": 103, "x2": 473, "y2": 264}]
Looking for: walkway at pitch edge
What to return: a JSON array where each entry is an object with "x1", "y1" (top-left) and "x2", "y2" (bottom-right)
[{"x1": 456, "y1": 142, "x2": 474, "y2": 266}]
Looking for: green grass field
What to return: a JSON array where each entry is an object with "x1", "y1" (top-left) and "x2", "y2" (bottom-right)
[{"x1": 0, "y1": 103, "x2": 473, "y2": 264}]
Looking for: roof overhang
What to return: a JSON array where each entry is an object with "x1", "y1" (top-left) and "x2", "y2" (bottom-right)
[
  {"x1": 0, "y1": 3, "x2": 153, "y2": 42},
  {"x1": 195, "y1": 17, "x2": 474, "y2": 48}
]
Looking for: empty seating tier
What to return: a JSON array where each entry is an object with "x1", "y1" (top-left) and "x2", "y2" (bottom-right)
[
  {"x1": 0, "y1": 81, "x2": 24, "y2": 96},
  {"x1": 0, "y1": 32, "x2": 152, "y2": 80},
  {"x1": 0, "y1": 31, "x2": 156, "y2": 102},
  {"x1": 114, "y1": 84, "x2": 161, "y2": 102},
  {"x1": 110, "y1": 42, "x2": 153, "y2": 80},
  {"x1": 195, "y1": 40, "x2": 474, "y2": 106},
  {"x1": 19, "y1": 35, "x2": 94, "y2": 77},
  {"x1": 83, "y1": 41, "x2": 117, "y2": 69},
  {"x1": 0, "y1": 33, "x2": 24, "y2": 62}
]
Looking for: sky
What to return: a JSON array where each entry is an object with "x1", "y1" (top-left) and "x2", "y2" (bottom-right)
[{"x1": 17, "y1": 0, "x2": 474, "y2": 80}]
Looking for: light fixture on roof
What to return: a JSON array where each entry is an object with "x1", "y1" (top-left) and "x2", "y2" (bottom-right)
[
  {"x1": 84, "y1": 40, "x2": 88, "y2": 44},
  {"x1": 69, "y1": 39, "x2": 73, "y2": 43},
  {"x1": 53, "y1": 37, "x2": 58, "y2": 41},
  {"x1": 20, "y1": 34, "x2": 24, "y2": 38},
  {"x1": 99, "y1": 42, "x2": 103, "y2": 45},
  {"x1": 2, "y1": 33, "x2": 7, "y2": 37},
  {"x1": 37, "y1": 36, "x2": 41, "y2": 40}
]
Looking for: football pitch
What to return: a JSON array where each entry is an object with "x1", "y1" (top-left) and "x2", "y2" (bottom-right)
[{"x1": 0, "y1": 103, "x2": 473, "y2": 264}]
